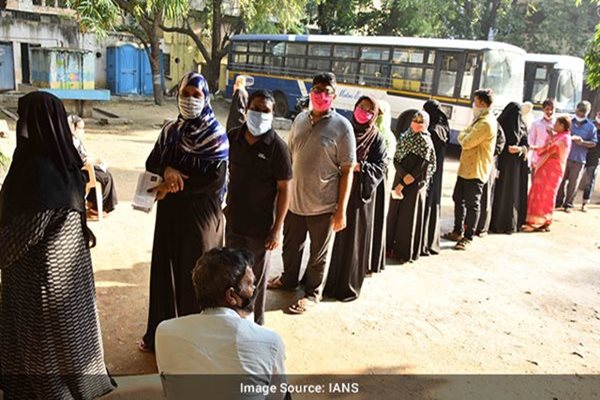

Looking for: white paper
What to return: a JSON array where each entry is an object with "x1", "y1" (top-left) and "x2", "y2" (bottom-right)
[{"x1": 132, "y1": 171, "x2": 163, "y2": 212}]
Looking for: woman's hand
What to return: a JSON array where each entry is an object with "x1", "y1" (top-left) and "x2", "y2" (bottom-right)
[
  {"x1": 164, "y1": 166, "x2": 189, "y2": 192},
  {"x1": 394, "y1": 183, "x2": 404, "y2": 197},
  {"x1": 508, "y1": 145, "x2": 521, "y2": 154},
  {"x1": 148, "y1": 183, "x2": 170, "y2": 201}
]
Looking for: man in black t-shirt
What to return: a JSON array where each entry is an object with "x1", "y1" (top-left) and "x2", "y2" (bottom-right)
[{"x1": 225, "y1": 89, "x2": 293, "y2": 325}]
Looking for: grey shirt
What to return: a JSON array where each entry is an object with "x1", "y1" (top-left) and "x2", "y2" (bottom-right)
[{"x1": 289, "y1": 110, "x2": 356, "y2": 216}]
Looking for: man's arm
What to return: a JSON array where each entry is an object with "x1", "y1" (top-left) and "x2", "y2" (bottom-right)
[
  {"x1": 458, "y1": 121, "x2": 492, "y2": 150},
  {"x1": 266, "y1": 180, "x2": 291, "y2": 250},
  {"x1": 578, "y1": 128, "x2": 598, "y2": 148},
  {"x1": 332, "y1": 165, "x2": 354, "y2": 233}
]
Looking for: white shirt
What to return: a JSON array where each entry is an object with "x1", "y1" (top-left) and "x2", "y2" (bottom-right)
[
  {"x1": 156, "y1": 308, "x2": 286, "y2": 376},
  {"x1": 529, "y1": 117, "x2": 554, "y2": 167}
]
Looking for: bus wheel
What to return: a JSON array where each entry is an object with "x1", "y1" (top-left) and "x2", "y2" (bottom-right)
[{"x1": 274, "y1": 92, "x2": 289, "y2": 118}]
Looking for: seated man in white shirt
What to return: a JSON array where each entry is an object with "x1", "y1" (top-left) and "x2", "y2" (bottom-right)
[{"x1": 155, "y1": 247, "x2": 287, "y2": 400}]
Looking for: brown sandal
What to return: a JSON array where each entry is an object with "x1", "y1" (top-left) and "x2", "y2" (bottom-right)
[{"x1": 288, "y1": 298, "x2": 316, "y2": 314}]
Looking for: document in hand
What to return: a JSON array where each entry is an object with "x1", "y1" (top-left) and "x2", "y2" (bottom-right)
[{"x1": 132, "y1": 171, "x2": 163, "y2": 212}]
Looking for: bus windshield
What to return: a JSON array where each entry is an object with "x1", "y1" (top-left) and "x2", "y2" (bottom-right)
[{"x1": 480, "y1": 50, "x2": 524, "y2": 107}]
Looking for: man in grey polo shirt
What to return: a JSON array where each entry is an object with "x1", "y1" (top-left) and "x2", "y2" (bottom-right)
[{"x1": 268, "y1": 72, "x2": 356, "y2": 314}]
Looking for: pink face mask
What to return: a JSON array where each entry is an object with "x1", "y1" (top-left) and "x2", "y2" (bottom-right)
[
  {"x1": 353, "y1": 107, "x2": 374, "y2": 125},
  {"x1": 310, "y1": 91, "x2": 334, "y2": 112},
  {"x1": 411, "y1": 122, "x2": 424, "y2": 133}
]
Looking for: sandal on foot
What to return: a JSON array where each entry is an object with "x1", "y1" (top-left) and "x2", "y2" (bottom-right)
[
  {"x1": 288, "y1": 298, "x2": 316, "y2": 315},
  {"x1": 454, "y1": 238, "x2": 471, "y2": 251},
  {"x1": 520, "y1": 224, "x2": 536, "y2": 233},
  {"x1": 442, "y1": 231, "x2": 464, "y2": 242}
]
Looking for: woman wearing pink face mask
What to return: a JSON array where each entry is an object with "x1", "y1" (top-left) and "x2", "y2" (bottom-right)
[
  {"x1": 386, "y1": 110, "x2": 437, "y2": 264},
  {"x1": 324, "y1": 96, "x2": 388, "y2": 301}
]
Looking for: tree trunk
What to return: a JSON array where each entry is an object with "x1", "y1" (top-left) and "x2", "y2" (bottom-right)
[
  {"x1": 149, "y1": 16, "x2": 164, "y2": 105},
  {"x1": 204, "y1": 57, "x2": 222, "y2": 94}
]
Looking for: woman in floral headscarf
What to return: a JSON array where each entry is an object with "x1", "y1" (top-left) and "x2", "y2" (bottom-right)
[
  {"x1": 386, "y1": 110, "x2": 436, "y2": 264},
  {"x1": 140, "y1": 72, "x2": 229, "y2": 352}
]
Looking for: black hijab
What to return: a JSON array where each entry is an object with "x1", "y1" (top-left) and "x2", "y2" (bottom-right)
[
  {"x1": 497, "y1": 101, "x2": 527, "y2": 146},
  {"x1": 0, "y1": 92, "x2": 86, "y2": 225},
  {"x1": 394, "y1": 109, "x2": 418, "y2": 138},
  {"x1": 423, "y1": 100, "x2": 450, "y2": 143}
]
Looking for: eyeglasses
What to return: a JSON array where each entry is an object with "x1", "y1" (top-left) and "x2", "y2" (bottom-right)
[
  {"x1": 412, "y1": 119, "x2": 424, "y2": 125},
  {"x1": 311, "y1": 87, "x2": 335, "y2": 95}
]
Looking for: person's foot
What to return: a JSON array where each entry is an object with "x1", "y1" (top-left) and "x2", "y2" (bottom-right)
[
  {"x1": 442, "y1": 231, "x2": 463, "y2": 242},
  {"x1": 137, "y1": 339, "x2": 154, "y2": 353},
  {"x1": 581, "y1": 204, "x2": 588, "y2": 212},
  {"x1": 475, "y1": 230, "x2": 488, "y2": 238},
  {"x1": 564, "y1": 207, "x2": 572, "y2": 214},
  {"x1": 520, "y1": 224, "x2": 536, "y2": 233},
  {"x1": 288, "y1": 297, "x2": 317, "y2": 314},
  {"x1": 454, "y1": 238, "x2": 472, "y2": 251},
  {"x1": 267, "y1": 276, "x2": 284, "y2": 290}
]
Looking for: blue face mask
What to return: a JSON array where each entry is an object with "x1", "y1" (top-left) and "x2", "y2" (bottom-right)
[{"x1": 246, "y1": 110, "x2": 273, "y2": 136}]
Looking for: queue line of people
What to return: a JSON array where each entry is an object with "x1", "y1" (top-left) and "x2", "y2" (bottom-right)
[{"x1": 0, "y1": 70, "x2": 598, "y2": 398}]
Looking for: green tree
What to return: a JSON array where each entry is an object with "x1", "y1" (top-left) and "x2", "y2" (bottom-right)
[
  {"x1": 160, "y1": 0, "x2": 308, "y2": 92},
  {"x1": 68, "y1": 0, "x2": 189, "y2": 105},
  {"x1": 305, "y1": 0, "x2": 371, "y2": 34},
  {"x1": 360, "y1": 0, "x2": 444, "y2": 37}
]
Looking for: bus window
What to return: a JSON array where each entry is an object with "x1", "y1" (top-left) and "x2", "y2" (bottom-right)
[
  {"x1": 460, "y1": 53, "x2": 478, "y2": 99},
  {"x1": 437, "y1": 53, "x2": 459, "y2": 97},
  {"x1": 392, "y1": 66, "x2": 427, "y2": 92},
  {"x1": 233, "y1": 42, "x2": 248, "y2": 53},
  {"x1": 248, "y1": 55, "x2": 263, "y2": 67},
  {"x1": 233, "y1": 54, "x2": 247, "y2": 64},
  {"x1": 359, "y1": 63, "x2": 389, "y2": 86},
  {"x1": 427, "y1": 50, "x2": 436, "y2": 65},
  {"x1": 332, "y1": 61, "x2": 358, "y2": 83},
  {"x1": 307, "y1": 59, "x2": 331, "y2": 71},
  {"x1": 334, "y1": 45, "x2": 359, "y2": 59},
  {"x1": 392, "y1": 48, "x2": 425, "y2": 64},
  {"x1": 267, "y1": 42, "x2": 285, "y2": 56},
  {"x1": 480, "y1": 50, "x2": 524, "y2": 106},
  {"x1": 264, "y1": 56, "x2": 283, "y2": 69},
  {"x1": 249, "y1": 42, "x2": 263, "y2": 53},
  {"x1": 308, "y1": 44, "x2": 332, "y2": 57},
  {"x1": 285, "y1": 57, "x2": 306, "y2": 70},
  {"x1": 286, "y1": 43, "x2": 306, "y2": 56},
  {"x1": 361, "y1": 47, "x2": 390, "y2": 61}
]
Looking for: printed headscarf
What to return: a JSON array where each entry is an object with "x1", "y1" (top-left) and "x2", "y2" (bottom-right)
[{"x1": 394, "y1": 110, "x2": 437, "y2": 185}]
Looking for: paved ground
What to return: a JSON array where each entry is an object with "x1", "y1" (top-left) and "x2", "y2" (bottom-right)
[{"x1": 1, "y1": 99, "x2": 599, "y2": 377}]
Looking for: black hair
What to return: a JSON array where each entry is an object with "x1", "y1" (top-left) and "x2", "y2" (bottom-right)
[
  {"x1": 247, "y1": 89, "x2": 275, "y2": 109},
  {"x1": 312, "y1": 72, "x2": 337, "y2": 89},
  {"x1": 474, "y1": 88, "x2": 494, "y2": 107},
  {"x1": 542, "y1": 98, "x2": 555, "y2": 109},
  {"x1": 192, "y1": 247, "x2": 255, "y2": 309}
]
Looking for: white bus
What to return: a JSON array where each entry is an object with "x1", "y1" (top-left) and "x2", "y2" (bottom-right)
[
  {"x1": 523, "y1": 54, "x2": 584, "y2": 114},
  {"x1": 226, "y1": 34, "x2": 526, "y2": 142}
]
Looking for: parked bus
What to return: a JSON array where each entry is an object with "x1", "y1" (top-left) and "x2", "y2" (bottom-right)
[
  {"x1": 523, "y1": 53, "x2": 584, "y2": 114},
  {"x1": 226, "y1": 34, "x2": 526, "y2": 142}
]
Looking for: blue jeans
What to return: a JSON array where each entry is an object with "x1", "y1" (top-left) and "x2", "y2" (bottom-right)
[{"x1": 582, "y1": 165, "x2": 599, "y2": 204}]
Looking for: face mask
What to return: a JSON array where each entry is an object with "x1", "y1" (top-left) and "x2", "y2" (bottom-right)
[
  {"x1": 575, "y1": 116, "x2": 586, "y2": 122},
  {"x1": 246, "y1": 110, "x2": 273, "y2": 136},
  {"x1": 179, "y1": 96, "x2": 205, "y2": 120},
  {"x1": 543, "y1": 114, "x2": 553, "y2": 121},
  {"x1": 310, "y1": 91, "x2": 334, "y2": 113},
  {"x1": 595, "y1": 117, "x2": 600, "y2": 125},
  {"x1": 353, "y1": 107, "x2": 374, "y2": 125},
  {"x1": 410, "y1": 122, "x2": 424, "y2": 133},
  {"x1": 472, "y1": 103, "x2": 486, "y2": 118}
]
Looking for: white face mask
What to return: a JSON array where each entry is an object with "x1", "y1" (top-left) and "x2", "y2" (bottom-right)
[
  {"x1": 575, "y1": 115, "x2": 587, "y2": 123},
  {"x1": 595, "y1": 117, "x2": 600, "y2": 125},
  {"x1": 472, "y1": 103, "x2": 486, "y2": 118},
  {"x1": 179, "y1": 96, "x2": 205, "y2": 120},
  {"x1": 246, "y1": 110, "x2": 273, "y2": 136}
]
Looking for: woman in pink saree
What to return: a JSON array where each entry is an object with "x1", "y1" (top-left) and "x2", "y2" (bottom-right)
[{"x1": 522, "y1": 116, "x2": 572, "y2": 232}]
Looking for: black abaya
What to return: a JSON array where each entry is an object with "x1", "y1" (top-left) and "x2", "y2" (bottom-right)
[
  {"x1": 386, "y1": 153, "x2": 429, "y2": 263},
  {"x1": 142, "y1": 144, "x2": 226, "y2": 350},
  {"x1": 369, "y1": 177, "x2": 387, "y2": 273},
  {"x1": 490, "y1": 103, "x2": 529, "y2": 233},
  {"x1": 325, "y1": 134, "x2": 387, "y2": 301}
]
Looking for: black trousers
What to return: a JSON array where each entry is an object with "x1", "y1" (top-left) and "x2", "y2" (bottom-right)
[
  {"x1": 225, "y1": 230, "x2": 270, "y2": 326},
  {"x1": 452, "y1": 177, "x2": 485, "y2": 240},
  {"x1": 281, "y1": 211, "x2": 334, "y2": 302}
]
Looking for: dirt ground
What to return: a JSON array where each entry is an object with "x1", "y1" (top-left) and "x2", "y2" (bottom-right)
[{"x1": 0, "y1": 98, "x2": 599, "y2": 377}]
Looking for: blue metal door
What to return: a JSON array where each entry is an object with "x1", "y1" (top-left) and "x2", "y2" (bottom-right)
[
  {"x1": 0, "y1": 42, "x2": 15, "y2": 91},
  {"x1": 117, "y1": 44, "x2": 140, "y2": 95},
  {"x1": 140, "y1": 48, "x2": 153, "y2": 96}
]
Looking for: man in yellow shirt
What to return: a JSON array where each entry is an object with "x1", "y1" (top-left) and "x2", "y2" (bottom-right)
[{"x1": 443, "y1": 89, "x2": 497, "y2": 250}]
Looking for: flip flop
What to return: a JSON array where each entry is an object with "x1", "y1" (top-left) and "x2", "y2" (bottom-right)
[
  {"x1": 288, "y1": 298, "x2": 316, "y2": 315},
  {"x1": 137, "y1": 339, "x2": 153, "y2": 353},
  {"x1": 267, "y1": 276, "x2": 284, "y2": 290}
]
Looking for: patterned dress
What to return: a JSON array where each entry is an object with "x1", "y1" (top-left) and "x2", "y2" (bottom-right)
[
  {"x1": 0, "y1": 209, "x2": 115, "y2": 399},
  {"x1": 526, "y1": 132, "x2": 572, "y2": 228}
]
